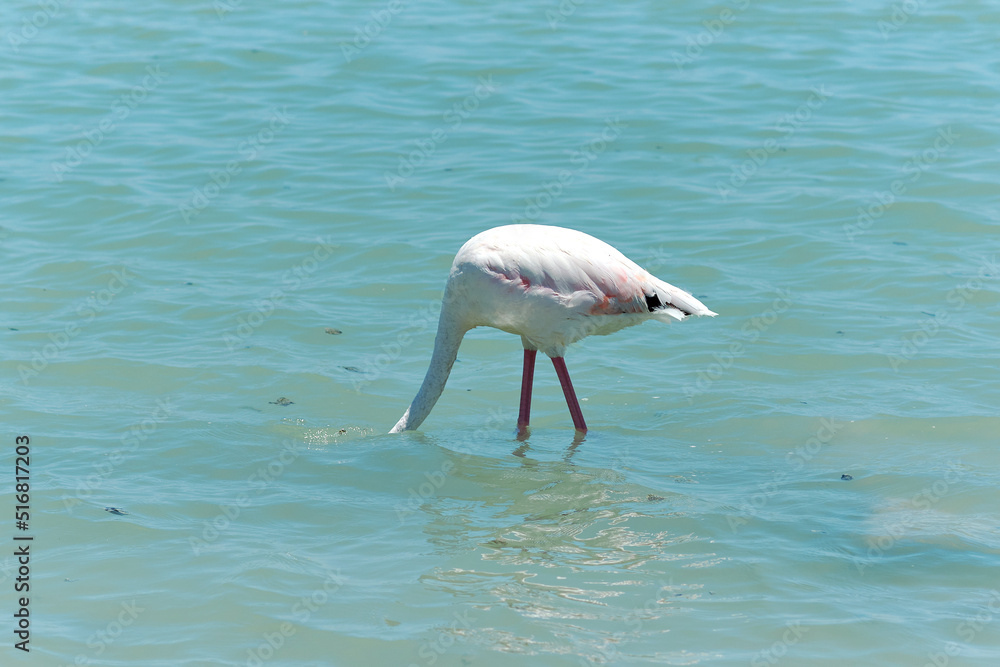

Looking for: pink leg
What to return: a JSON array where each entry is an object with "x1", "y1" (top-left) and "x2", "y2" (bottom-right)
[
  {"x1": 551, "y1": 356, "x2": 587, "y2": 433},
  {"x1": 517, "y1": 349, "x2": 537, "y2": 431}
]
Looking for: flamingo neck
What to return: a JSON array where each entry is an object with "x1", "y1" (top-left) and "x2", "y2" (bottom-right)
[{"x1": 389, "y1": 302, "x2": 468, "y2": 432}]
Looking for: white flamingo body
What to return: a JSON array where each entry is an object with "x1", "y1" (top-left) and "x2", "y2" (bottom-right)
[{"x1": 389, "y1": 224, "x2": 715, "y2": 433}]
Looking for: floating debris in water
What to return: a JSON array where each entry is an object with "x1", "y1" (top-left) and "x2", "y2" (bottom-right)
[
  {"x1": 841, "y1": 474, "x2": 853, "y2": 481},
  {"x1": 105, "y1": 507, "x2": 128, "y2": 515},
  {"x1": 647, "y1": 494, "x2": 665, "y2": 502},
  {"x1": 325, "y1": 328, "x2": 342, "y2": 335},
  {"x1": 270, "y1": 397, "x2": 293, "y2": 406}
]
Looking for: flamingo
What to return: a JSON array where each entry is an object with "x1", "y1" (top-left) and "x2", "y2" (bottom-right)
[{"x1": 389, "y1": 224, "x2": 716, "y2": 434}]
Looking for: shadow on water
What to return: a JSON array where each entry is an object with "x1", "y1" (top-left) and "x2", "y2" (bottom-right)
[
  {"x1": 382, "y1": 427, "x2": 701, "y2": 553},
  {"x1": 421, "y1": 430, "x2": 700, "y2": 541},
  {"x1": 396, "y1": 429, "x2": 715, "y2": 662},
  {"x1": 511, "y1": 426, "x2": 586, "y2": 460}
]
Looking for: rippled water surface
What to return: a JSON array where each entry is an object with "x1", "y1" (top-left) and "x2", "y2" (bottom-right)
[{"x1": 3, "y1": 1, "x2": 1000, "y2": 665}]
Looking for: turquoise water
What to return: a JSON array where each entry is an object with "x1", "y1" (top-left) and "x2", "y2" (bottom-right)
[{"x1": 3, "y1": 0, "x2": 1000, "y2": 664}]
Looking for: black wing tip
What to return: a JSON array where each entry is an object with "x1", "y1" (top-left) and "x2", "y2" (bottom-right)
[{"x1": 645, "y1": 292, "x2": 692, "y2": 316}]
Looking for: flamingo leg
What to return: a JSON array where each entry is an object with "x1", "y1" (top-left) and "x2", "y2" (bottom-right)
[
  {"x1": 551, "y1": 356, "x2": 588, "y2": 433},
  {"x1": 517, "y1": 349, "x2": 537, "y2": 432}
]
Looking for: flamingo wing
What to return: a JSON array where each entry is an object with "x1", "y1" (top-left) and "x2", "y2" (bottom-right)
[{"x1": 456, "y1": 225, "x2": 714, "y2": 322}]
